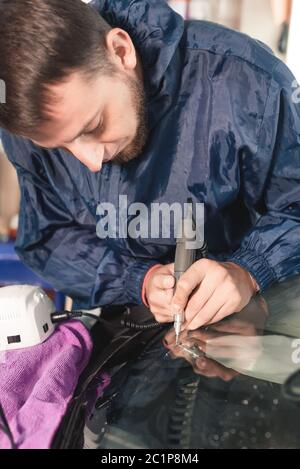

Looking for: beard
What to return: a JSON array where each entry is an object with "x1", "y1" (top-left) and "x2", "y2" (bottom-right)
[{"x1": 113, "y1": 74, "x2": 149, "y2": 165}]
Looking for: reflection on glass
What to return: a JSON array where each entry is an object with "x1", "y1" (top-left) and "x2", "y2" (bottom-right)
[{"x1": 88, "y1": 275, "x2": 300, "y2": 449}]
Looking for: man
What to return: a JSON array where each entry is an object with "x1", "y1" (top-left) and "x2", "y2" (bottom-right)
[{"x1": 0, "y1": 0, "x2": 300, "y2": 331}]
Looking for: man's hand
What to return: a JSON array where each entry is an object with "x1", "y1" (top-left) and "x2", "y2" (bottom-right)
[
  {"x1": 143, "y1": 263, "x2": 176, "y2": 322},
  {"x1": 172, "y1": 259, "x2": 258, "y2": 329},
  {"x1": 144, "y1": 259, "x2": 258, "y2": 329}
]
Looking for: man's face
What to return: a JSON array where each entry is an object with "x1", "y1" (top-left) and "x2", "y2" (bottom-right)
[{"x1": 31, "y1": 68, "x2": 148, "y2": 172}]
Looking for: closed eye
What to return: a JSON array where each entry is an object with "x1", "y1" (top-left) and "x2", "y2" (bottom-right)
[{"x1": 82, "y1": 118, "x2": 104, "y2": 137}]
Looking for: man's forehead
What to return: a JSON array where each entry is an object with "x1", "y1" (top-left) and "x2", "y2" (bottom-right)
[
  {"x1": 44, "y1": 72, "x2": 100, "y2": 116},
  {"x1": 33, "y1": 72, "x2": 104, "y2": 147}
]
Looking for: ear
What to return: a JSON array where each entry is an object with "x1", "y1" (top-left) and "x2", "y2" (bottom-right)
[{"x1": 105, "y1": 28, "x2": 137, "y2": 72}]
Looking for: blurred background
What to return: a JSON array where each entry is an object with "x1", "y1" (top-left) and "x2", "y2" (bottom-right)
[
  {"x1": 0, "y1": 0, "x2": 299, "y2": 305},
  {"x1": 168, "y1": 0, "x2": 300, "y2": 78}
]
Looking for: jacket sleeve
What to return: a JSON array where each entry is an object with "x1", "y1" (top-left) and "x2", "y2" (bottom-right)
[
  {"x1": 226, "y1": 61, "x2": 300, "y2": 292},
  {"x1": 0, "y1": 132, "x2": 157, "y2": 308}
]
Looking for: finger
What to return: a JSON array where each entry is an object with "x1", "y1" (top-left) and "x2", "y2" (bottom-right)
[
  {"x1": 152, "y1": 311, "x2": 173, "y2": 324},
  {"x1": 166, "y1": 263, "x2": 175, "y2": 275},
  {"x1": 188, "y1": 277, "x2": 243, "y2": 330},
  {"x1": 171, "y1": 259, "x2": 209, "y2": 311},
  {"x1": 150, "y1": 305, "x2": 173, "y2": 320},
  {"x1": 148, "y1": 288, "x2": 173, "y2": 311},
  {"x1": 151, "y1": 273, "x2": 176, "y2": 290},
  {"x1": 186, "y1": 291, "x2": 226, "y2": 330},
  {"x1": 206, "y1": 303, "x2": 236, "y2": 326},
  {"x1": 184, "y1": 276, "x2": 217, "y2": 319},
  {"x1": 150, "y1": 299, "x2": 173, "y2": 320},
  {"x1": 183, "y1": 260, "x2": 236, "y2": 321}
]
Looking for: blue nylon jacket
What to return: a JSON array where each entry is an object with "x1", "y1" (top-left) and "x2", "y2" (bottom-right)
[{"x1": 1, "y1": 0, "x2": 300, "y2": 309}]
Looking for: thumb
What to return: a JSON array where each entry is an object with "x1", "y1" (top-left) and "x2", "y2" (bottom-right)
[{"x1": 171, "y1": 261, "x2": 206, "y2": 311}]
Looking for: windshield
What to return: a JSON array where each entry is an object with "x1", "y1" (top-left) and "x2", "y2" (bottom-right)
[{"x1": 85, "y1": 276, "x2": 300, "y2": 449}]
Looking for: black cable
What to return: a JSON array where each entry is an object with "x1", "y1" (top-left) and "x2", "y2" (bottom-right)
[
  {"x1": 121, "y1": 319, "x2": 163, "y2": 330},
  {"x1": 51, "y1": 310, "x2": 163, "y2": 330},
  {"x1": 0, "y1": 401, "x2": 16, "y2": 449},
  {"x1": 51, "y1": 310, "x2": 105, "y2": 324}
]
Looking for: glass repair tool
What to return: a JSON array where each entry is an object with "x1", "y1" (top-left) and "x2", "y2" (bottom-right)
[{"x1": 173, "y1": 199, "x2": 198, "y2": 345}]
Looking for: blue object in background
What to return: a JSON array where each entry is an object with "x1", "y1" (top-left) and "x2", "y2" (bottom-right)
[{"x1": 0, "y1": 241, "x2": 65, "y2": 310}]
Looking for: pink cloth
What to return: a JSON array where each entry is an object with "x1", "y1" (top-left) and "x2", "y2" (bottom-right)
[{"x1": 0, "y1": 320, "x2": 93, "y2": 449}]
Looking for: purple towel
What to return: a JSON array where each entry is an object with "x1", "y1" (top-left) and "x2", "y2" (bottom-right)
[{"x1": 0, "y1": 320, "x2": 96, "y2": 449}]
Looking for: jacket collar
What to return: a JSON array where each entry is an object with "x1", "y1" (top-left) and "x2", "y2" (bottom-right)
[{"x1": 89, "y1": 0, "x2": 184, "y2": 98}]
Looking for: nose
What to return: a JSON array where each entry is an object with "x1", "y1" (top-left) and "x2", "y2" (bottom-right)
[{"x1": 64, "y1": 140, "x2": 105, "y2": 172}]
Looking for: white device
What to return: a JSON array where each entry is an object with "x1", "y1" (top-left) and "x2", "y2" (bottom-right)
[{"x1": 0, "y1": 285, "x2": 56, "y2": 351}]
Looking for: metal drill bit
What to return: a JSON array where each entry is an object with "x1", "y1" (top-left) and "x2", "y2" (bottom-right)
[{"x1": 174, "y1": 310, "x2": 183, "y2": 345}]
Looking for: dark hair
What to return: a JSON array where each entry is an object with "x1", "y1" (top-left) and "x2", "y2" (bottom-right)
[{"x1": 0, "y1": 0, "x2": 112, "y2": 137}]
